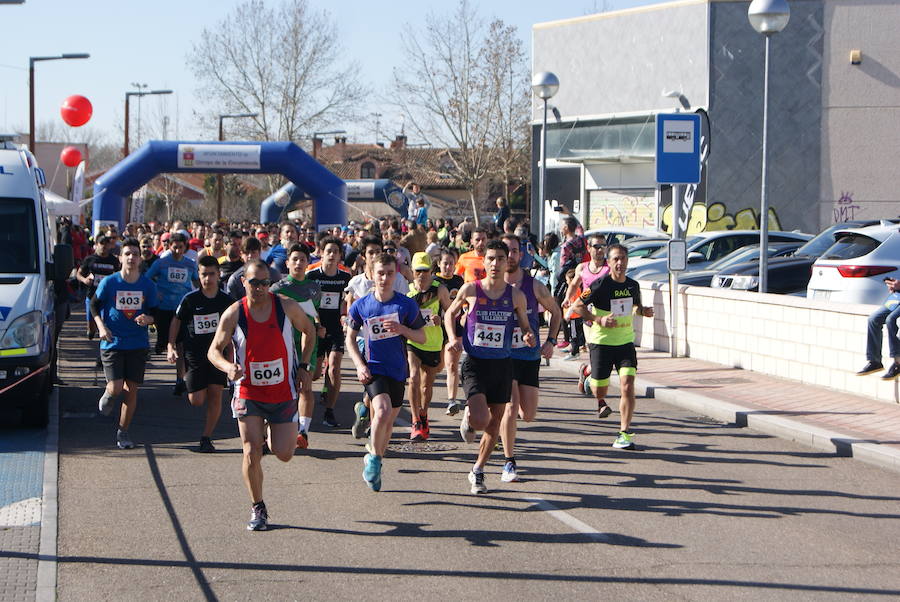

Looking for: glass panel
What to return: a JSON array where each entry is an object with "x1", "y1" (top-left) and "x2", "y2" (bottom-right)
[
  {"x1": 546, "y1": 115, "x2": 656, "y2": 161},
  {"x1": 0, "y1": 198, "x2": 39, "y2": 273},
  {"x1": 820, "y1": 234, "x2": 881, "y2": 261}
]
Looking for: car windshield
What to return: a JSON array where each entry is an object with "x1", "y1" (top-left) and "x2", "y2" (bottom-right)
[
  {"x1": 795, "y1": 223, "x2": 863, "y2": 257},
  {"x1": 648, "y1": 235, "x2": 701, "y2": 259},
  {"x1": 0, "y1": 198, "x2": 39, "y2": 273},
  {"x1": 820, "y1": 234, "x2": 881, "y2": 260},
  {"x1": 706, "y1": 244, "x2": 788, "y2": 271}
]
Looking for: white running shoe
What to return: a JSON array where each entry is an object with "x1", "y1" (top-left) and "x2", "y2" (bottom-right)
[{"x1": 459, "y1": 407, "x2": 476, "y2": 444}]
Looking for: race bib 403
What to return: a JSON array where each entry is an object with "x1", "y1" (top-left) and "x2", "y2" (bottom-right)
[{"x1": 115, "y1": 290, "x2": 143, "y2": 311}]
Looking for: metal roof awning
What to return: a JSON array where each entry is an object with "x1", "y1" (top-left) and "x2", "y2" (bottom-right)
[{"x1": 555, "y1": 152, "x2": 655, "y2": 164}]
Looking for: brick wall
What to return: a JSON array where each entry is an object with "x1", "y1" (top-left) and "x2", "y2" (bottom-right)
[{"x1": 634, "y1": 281, "x2": 899, "y2": 404}]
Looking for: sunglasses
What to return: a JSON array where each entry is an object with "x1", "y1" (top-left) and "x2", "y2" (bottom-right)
[
  {"x1": 591, "y1": 244, "x2": 606, "y2": 249},
  {"x1": 247, "y1": 278, "x2": 271, "y2": 288},
  {"x1": 384, "y1": 248, "x2": 397, "y2": 253}
]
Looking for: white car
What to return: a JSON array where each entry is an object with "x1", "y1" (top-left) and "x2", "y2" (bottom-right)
[{"x1": 807, "y1": 223, "x2": 900, "y2": 305}]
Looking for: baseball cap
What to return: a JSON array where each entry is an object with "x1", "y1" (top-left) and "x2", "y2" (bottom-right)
[
  {"x1": 256, "y1": 231, "x2": 269, "y2": 240},
  {"x1": 411, "y1": 252, "x2": 433, "y2": 272},
  {"x1": 160, "y1": 232, "x2": 171, "y2": 242}
]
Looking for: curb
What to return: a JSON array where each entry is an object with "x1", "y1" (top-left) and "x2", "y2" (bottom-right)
[
  {"x1": 35, "y1": 388, "x2": 59, "y2": 602},
  {"x1": 547, "y1": 354, "x2": 900, "y2": 475}
]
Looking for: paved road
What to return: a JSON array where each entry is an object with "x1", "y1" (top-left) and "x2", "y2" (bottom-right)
[{"x1": 52, "y1": 325, "x2": 900, "y2": 600}]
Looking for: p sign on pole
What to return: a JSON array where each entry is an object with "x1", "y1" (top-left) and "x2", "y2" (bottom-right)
[{"x1": 656, "y1": 112, "x2": 701, "y2": 359}]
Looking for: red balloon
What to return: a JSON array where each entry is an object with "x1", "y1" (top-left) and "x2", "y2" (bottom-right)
[
  {"x1": 60, "y1": 146, "x2": 82, "y2": 167},
  {"x1": 60, "y1": 95, "x2": 93, "y2": 127}
]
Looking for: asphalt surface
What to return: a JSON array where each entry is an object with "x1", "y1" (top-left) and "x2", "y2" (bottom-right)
[{"x1": 51, "y1": 320, "x2": 900, "y2": 600}]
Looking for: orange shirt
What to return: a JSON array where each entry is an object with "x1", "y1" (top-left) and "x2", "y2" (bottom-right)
[{"x1": 455, "y1": 251, "x2": 486, "y2": 283}]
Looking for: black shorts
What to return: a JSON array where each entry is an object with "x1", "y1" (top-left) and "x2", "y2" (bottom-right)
[
  {"x1": 231, "y1": 398, "x2": 297, "y2": 423},
  {"x1": 317, "y1": 332, "x2": 345, "y2": 356},
  {"x1": 154, "y1": 309, "x2": 179, "y2": 350},
  {"x1": 512, "y1": 358, "x2": 540, "y2": 388},
  {"x1": 364, "y1": 374, "x2": 406, "y2": 408},
  {"x1": 407, "y1": 344, "x2": 442, "y2": 368},
  {"x1": 184, "y1": 352, "x2": 228, "y2": 393},
  {"x1": 461, "y1": 356, "x2": 512, "y2": 405},
  {"x1": 588, "y1": 342, "x2": 638, "y2": 386},
  {"x1": 101, "y1": 348, "x2": 149, "y2": 384}
]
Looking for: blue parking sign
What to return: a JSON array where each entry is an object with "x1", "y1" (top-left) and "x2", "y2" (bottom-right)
[{"x1": 656, "y1": 113, "x2": 701, "y2": 185}]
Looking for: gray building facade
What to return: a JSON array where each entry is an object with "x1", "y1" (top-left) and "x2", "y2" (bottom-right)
[{"x1": 532, "y1": 0, "x2": 898, "y2": 236}]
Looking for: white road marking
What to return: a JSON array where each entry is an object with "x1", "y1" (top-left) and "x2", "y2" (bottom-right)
[
  {"x1": 525, "y1": 497, "x2": 610, "y2": 542},
  {"x1": 0, "y1": 496, "x2": 42, "y2": 527}
]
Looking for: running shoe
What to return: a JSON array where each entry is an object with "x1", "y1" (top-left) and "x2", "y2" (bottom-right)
[
  {"x1": 247, "y1": 503, "x2": 268, "y2": 531},
  {"x1": 410, "y1": 422, "x2": 426, "y2": 442},
  {"x1": 173, "y1": 380, "x2": 187, "y2": 396},
  {"x1": 421, "y1": 415, "x2": 430, "y2": 439},
  {"x1": 322, "y1": 409, "x2": 340, "y2": 428},
  {"x1": 198, "y1": 437, "x2": 215, "y2": 453},
  {"x1": 446, "y1": 400, "x2": 465, "y2": 416},
  {"x1": 556, "y1": 340, "x2": 569, "y2": 349},
  {"x1": 563, "y1": 352, "x2": 581, "y2": 361},
  {"x1": 468, "y1": 469, "x2": 487, "y2": 494},
  {"x1": 856, "y1": 361, "x2": 884, "y2": 376},
  {"x1": 881, "y1": 363, "x2": 900, "y2": 380},
  {"x1": 352, "y1": 401, "x2": 370, "y2": 439},
  {"x1": 297, "y1": 430, "x2": 309, "y2": 449},
  {"x1": 116, "y1": 429, "x2": 135, "y2": 450},
  {"x1": 501, "y1": 461, "x2": 519, "y2": 483},
  {"x1": 459, "y1": 407, "x2": 476, "y2": 444},
  {"x1": 612, "y1": 431, "x2": 635, "y2": 450},
  {"x1": 577, "y1": 362, "x2": 590, "y2": 395},
  {"x1": 363, "y1": 453, "x2": 382, "y2": 492},
  {"x1": 597, "y1": 401, "x2": 612, "y2": 419}
]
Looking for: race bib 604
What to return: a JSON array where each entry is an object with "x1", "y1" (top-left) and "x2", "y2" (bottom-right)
[{"x1": 249, "y1": 359, "x2": 284, "y2": 387}]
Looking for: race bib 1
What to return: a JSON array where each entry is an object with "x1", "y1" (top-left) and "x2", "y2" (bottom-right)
[
  {"x1": 115, "y1": 290, "x2": 143, "y2": 312},
  {"x1": 320, "y1": 291, "x2": 340, "y2": 309},
  {"x1": 610, "y1": 298, "x2": 633, "y2": 317},
  {"x1": 168, "y1": 266, "x2": 188, "y2": 284},
  {"x1": 367, "y1": 312, "x2": 399, "y2": 341},
  {"x1": 474, "y1": 322, "x2": 505, "y2": 348},
  {"x1": 512, "y1": 327, "x2": 530, "y2": 349},
  {"x1": 249, "y1": 359, "x2": 284, "y2": 387},
  {"x1": 193, "y1": 312, "x2": 219, "y2": 335}
]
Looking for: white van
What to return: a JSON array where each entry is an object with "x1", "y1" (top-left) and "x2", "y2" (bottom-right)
[{"x1": 0, "y1": 136, "x2": 73, "y2": 426}]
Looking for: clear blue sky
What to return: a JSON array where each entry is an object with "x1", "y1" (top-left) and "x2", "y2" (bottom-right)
[{"x1": 0, "y1": 0, "x2": 664, "y2": 147}]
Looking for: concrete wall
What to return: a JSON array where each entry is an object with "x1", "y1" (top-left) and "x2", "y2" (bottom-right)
[
  {"x1": 532, "y1": 0, "x2": 710, "y2": 119},
  {"x1": 706, "y1": 0, "x2": 823, "y2": 234},
  {"x1": 820, "y1": 0, "x2": 900, "y2": 226},
  {"x1": 634, "y1": 280, "x2": 900, "y2": 404}
]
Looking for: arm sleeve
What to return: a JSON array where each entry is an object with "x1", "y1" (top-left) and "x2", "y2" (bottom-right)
[
  {"x1": 348, "y1": 300, "x2": 363, "y2": 331},
  {"x1": 89, "y1": 294, "x2": 103, "y2": 319},
  {"x1": 406, "y1": 302, "x2": 426, "y2": 330}
]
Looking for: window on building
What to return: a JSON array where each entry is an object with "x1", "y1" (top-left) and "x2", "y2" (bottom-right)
[{"x1": 361, "y1": 162, "x2": 376, "y2": 179}]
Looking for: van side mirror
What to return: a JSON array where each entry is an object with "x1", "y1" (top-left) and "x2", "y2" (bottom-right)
[{"x1": 53, "y1": 244, "x2": 74, "y2": 282}]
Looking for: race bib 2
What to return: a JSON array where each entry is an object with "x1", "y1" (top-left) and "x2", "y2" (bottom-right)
[{"x1": 320, "y1": 292, "x2": 340, "y2": 309}]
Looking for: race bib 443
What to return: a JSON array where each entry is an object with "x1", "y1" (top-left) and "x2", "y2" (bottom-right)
[{"x1": 474, "y1": 323, "x2": 505, "y2": 348}]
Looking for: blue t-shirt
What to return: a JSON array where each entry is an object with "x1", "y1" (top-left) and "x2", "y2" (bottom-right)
[
  {"x1": 415, "y1": 206, "x2": 428, "y2": 226},
  {"x1": 145, "y1": 254, "x2": 198, "y2": 310},
  {"x1": 349, "y1": 291, "x2": 425, "y2": 380},
  {"x1": 268, "y1": 243, "x2": 288, "y2": 274},
  {"x1": 94, "y1": 272, "x2": 158, "y2": 350}
]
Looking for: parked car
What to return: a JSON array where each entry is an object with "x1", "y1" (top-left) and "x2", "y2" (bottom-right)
[
  {"x1": 644, "y1": 242, "x2": 804, "y2": 287},
  {"x1": 711, "y1": 221, "x2": 893, "y2": 293},
  {"x1": 627, "y1": 230, "x2": 812, "y2": 280},
  {"x1": 624, "y1": 236, "x2": 669, "y2": 258},
  {"x1": 807, "y1": 222, "x2": 900, "y2": 305},
  {"x1": 583, "y1": 226, "x2": 663, "y2": 247}
]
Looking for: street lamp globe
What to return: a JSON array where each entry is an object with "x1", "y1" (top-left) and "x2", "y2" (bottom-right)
[
  {"x1": 531, "y1": 71, "x2": 559, "y2": 100},
  {"x1": 748, "y1": 0, "x2": 790, "y2": 35}
]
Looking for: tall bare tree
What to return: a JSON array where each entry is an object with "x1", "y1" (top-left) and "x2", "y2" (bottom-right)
[
  {"x1": 189, "y1": 0, "x2": 367, "y2": 190},
  {"x1": 393, "y1": 0, "x2": 530, "y2": 225}
]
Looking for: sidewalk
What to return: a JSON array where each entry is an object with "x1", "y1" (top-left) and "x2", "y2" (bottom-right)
[{"x1": 549, "y1": 347, "x2": 900, "y2": 474}]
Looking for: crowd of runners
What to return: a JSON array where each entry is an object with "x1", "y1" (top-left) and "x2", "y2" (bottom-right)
[{"x1": 70, "y1": 212, "x2": 652, "y2": 531}]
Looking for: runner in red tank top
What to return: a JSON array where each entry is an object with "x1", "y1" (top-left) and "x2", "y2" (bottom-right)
[{"x1": 208, "y1": 260, "x2": 316, "y2": 531}]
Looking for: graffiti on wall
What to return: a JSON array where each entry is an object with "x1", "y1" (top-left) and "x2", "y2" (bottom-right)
[
  {"x1": 833, "y1": 191, "x2": 859, "y2": 223},
  {"x1": 661, "y1": 202, "x2": 782, "y2": 235},
  {"x1": 587, "y1": 191, "x2": 655, "y2": 229}
]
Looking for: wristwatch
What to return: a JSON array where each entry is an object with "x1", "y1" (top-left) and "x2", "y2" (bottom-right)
[
  {"x1": 546, "y1": 337, "x2": 557, "y2": 346},
  {"x1": 298, "y1": 362, "x2": 310, "y2": 372}
]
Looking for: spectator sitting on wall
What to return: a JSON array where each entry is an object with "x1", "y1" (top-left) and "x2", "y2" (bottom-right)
[{"x1": 857, "y1": 278, "x2": 900, "y2": 380}]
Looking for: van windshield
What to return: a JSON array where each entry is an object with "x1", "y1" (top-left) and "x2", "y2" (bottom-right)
[{"x1": 0, "y1": 198, "x2": 39, "y2": 273}]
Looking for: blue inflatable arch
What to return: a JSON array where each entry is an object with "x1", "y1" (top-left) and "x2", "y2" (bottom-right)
[
  {"x1": 259, "y1": 178, "x2": 408, "y2": 223},
  {"x1": 91, "y1": 140, "x2": 346, "y2": 233}
]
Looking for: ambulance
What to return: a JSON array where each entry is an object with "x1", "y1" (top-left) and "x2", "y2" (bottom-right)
[{"x1": 0, "y1": 136, "x2": 73, "y2": 426}]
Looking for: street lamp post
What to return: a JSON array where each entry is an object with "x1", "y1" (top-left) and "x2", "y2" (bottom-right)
[
  {"x1": 123, "y1": 89, "x2": 172, "y2": 157},
  {"x1": 28, "y1": 53, "x2": 90, "y2": 154},
  {"x1": 532, "y1": 72, "x2": 559, "y2": 238},
  {"x1": 216, "y1": 112, "x2": 259, "y2": 221},
  {"x1": 748, "y1": 0, "x2": 790, "y2": 294}
]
